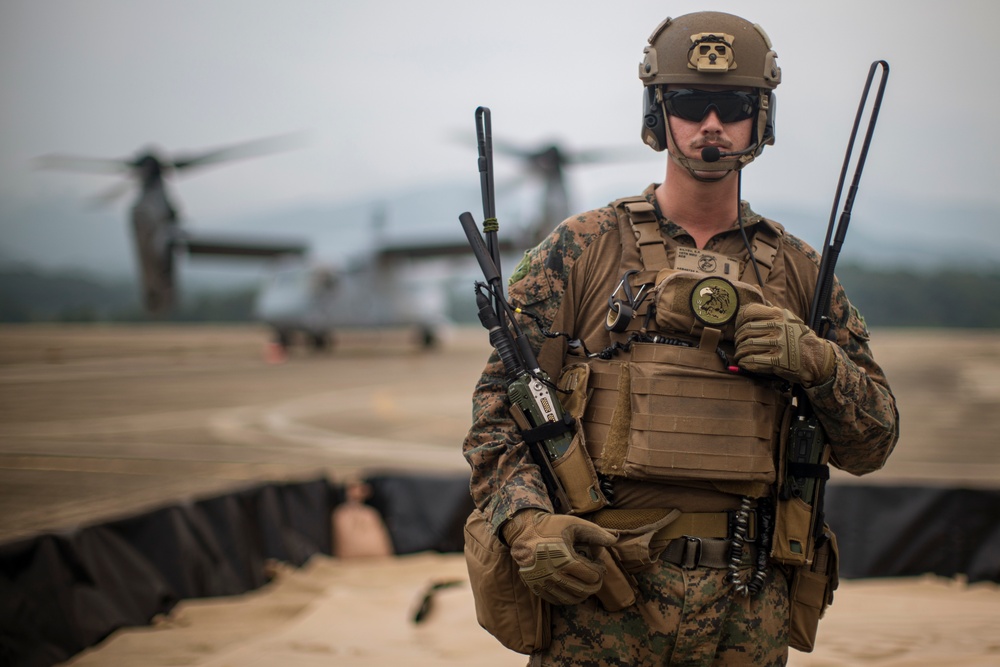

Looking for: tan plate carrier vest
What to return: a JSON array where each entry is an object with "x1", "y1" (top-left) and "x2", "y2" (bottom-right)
[{"x1": 570, "y1": 197, "x2": 792, "y2": 498}]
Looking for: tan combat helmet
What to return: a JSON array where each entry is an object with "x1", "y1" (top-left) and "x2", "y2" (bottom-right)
[{"x1": 639, "y1": 11, "x2": 781, "y2": 177}]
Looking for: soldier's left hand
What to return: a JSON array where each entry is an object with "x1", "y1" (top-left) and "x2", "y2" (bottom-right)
[{"x1": 734, "y1": 304, "x2": 836, "y2": 387}]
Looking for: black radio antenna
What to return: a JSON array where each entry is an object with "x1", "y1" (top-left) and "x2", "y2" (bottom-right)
[
  {"x1": 809, "y1": 60, "x2": 889, "y2": 335},
  {"x1": 475, "y1": 107, "x2": 501, "y2": 279},
  {"x1": 783, "y1": 61, "x2": 890, "y2": 556}
]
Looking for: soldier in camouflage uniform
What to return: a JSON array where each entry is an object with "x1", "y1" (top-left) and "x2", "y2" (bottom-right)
[{"x1": 463, "y1": 11, "x2": 899, "y2": 666}]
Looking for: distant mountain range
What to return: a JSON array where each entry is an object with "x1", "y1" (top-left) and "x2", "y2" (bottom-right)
[
  {"x1": 2, "y1": 181, "x2": 998, "y2": 326},
  {"x1": 7, "y1": 177, "x2": 1000, "y2": 327},
  {"x1": 4, "y1": 260, "x2": 999, "y2": 328},
  {"x1": 2, "y1": 181, "x2": 997, "y2": 284}
]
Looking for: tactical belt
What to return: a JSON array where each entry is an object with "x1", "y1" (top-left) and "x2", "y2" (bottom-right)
[
  {"x1": 590, "y1": 508, "x2": 757, "y2": 542},
  {"x1": 661, "y1": 536, "x2": 755, "y2": 570}
]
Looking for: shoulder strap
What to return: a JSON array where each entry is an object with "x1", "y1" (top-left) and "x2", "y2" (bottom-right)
[
  {"x1": 744, "y1": 217, "x2": 784, "y2": 287},
  {"x1": 610, "y1": 196, "x2": 667, "y2": 286},
  {"x1": 612, "y1": 196, "x2": 786, "y2": 289}
]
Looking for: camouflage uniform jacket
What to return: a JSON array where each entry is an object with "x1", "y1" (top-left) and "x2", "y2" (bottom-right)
[{"x1": 463, "y1": 184, "x2": 900, "y2": 534}]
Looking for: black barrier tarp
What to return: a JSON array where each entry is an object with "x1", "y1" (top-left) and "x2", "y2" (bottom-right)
[
  {"x1": 2, "y1": 476, "x2": 999, "y2": 667},
  {"x1": 366, "y1": 472, "x2": 476, "y2": 555},
  {"x1": 825, "y1": 485, "x2": 1000, "y2": 582},
  {"x1": 0, "y1": 477, "x2": 335, "y2": 667},
  {"x1": 0, "y1": 529, "x2": 178, "y2": 667}
]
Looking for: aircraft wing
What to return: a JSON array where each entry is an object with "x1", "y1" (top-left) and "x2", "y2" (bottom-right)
[
  {"x1": 176, "y1": 231, "x2": 308, "y2": 259},
  {"x1": 375, "y1": 237, "x2": 519, "y2": 261}
]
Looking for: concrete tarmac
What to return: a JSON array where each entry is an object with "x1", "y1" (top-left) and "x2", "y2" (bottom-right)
[
  {"x1": 2, "y1": 323, "x2": 999, "y2": 544},
  {"x1": 0, "y1": 324, "x2": 480, "y2": 544}
]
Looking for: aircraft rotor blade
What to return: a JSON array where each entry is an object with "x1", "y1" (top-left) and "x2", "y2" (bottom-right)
[
  {"x1": 33, "y1": 154, "x2": 132, "y2": 175},
  {"x1": 563, "y1": 146, "x2": 649, "y2": 165},
  {"x1": 169, "y1": 133, "x2": 307, "y2": 172},
  {"x1": 86, "y1": 179, "x2": 135, "y2": 208}
]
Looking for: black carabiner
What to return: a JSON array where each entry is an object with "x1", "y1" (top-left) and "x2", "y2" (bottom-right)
[{"x1": 606, "y1": 270, "x2": 648, "y2": 333}]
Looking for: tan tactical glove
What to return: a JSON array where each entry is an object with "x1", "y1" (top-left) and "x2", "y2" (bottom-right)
[
  {"x1": 502, "y1": 509, "x2": 617, "y2": 605},
  {"x1": 734, "y1": 304, "x2": 836, "y2": 387}
]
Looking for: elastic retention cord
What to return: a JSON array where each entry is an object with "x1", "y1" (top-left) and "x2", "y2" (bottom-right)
[
  {"x1": 727, "y1": 496, "x2": 754, "y2": 597},
  {"x1": 737, "y1": 172, "x2": 765, "y2": 288},
  {"x1": 514, "y1": 306, "x2": 592, "y2": 356},
  {"x1": 482, "y1": 218, "x2": 499, "y2": 233}
]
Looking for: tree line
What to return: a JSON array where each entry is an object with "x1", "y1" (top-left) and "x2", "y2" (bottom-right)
[
  {"x1": 837, "y1": 263, "x2": 1000, "y2": 328},
  {"x1": 1, "y1": 264, "x2": 999, "y2": 328}
]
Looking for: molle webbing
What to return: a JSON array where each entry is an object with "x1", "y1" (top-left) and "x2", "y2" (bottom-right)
[
  {"x1": 621, "y1": 200, "x2": 666, "y2": 284},
  {"x1": 580, "y1": 339, "x2": 781, "y2": 486},
  {"x1": 564, "y1": 195, "x2": 789, "y2": 492}
]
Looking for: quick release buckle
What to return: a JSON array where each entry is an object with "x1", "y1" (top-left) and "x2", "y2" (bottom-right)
[{"x1": 680, "y1": 536, "x2": 702, "y2": 569}]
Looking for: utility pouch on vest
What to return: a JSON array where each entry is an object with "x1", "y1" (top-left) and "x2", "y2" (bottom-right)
[
  {"x1": 463, "y1": 509, "x2": 551, "y2": 655},
  {"x1": 550, "y1": 363, "x2": 610, "y2": 515},
  {"x1": 788, "y1": 524, "x2": 840, "y2": 652},
  {"x1": 652, "y1": 269, "x2": 768, "y2": 341}
]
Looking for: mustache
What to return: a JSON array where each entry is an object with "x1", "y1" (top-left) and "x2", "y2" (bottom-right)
[{"x1": 691, "y1": 138, "x2": 734, "y2": 151}]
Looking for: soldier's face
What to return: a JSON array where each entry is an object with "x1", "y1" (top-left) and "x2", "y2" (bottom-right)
[{"x1": 665, "y1": 85, "x2": 754, "y2": 172}]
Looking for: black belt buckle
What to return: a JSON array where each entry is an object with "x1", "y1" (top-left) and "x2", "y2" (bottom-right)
[{"x1": 680, "y1": 536, "x2": 702, "y2": 569}]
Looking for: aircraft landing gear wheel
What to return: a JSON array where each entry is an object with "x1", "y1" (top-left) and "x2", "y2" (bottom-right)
[
  {"x1": 311, "y1": 332, "x2": 331, "y2": 351},
  {"x1": 418, "y1": 326, "x2": 437, "y2": 350}
]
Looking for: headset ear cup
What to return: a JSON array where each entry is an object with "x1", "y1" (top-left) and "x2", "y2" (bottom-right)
[
  {"x1": 762, "y1": 91, "x2": 776, "y2": 146},
  {"x1": 641, "y1": 87, "x2": 667, "y2": 152},
  {"x1": 749, "y1": 91, "x2": 776, "y2": 158}
]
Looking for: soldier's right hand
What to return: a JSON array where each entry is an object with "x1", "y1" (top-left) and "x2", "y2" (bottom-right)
[{"x1": 502, "y1": 509, "x2": 618, "y2": 605}]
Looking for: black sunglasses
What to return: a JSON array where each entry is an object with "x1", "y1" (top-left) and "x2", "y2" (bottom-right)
[{"x1": 662, "y1": 89, "x2": 758, "y2": 123}]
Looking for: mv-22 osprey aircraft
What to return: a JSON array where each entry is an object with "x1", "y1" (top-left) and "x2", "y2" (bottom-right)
[
  {"x1": 36, "y1": 136, "x2": 309, "y2": 318},
  {"x1": 247, "y1": 134, "x2": 646, "y2": 350},
  {"x1": 37, "y1": 135, "x2": 475, "y2": 350},
  {"x1": 39, "y1": 135, "x2": 638, "y2": 350}
]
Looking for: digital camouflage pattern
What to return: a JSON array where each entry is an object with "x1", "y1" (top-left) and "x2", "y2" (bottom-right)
[
  {"x1": 463, "y1": 184, "x2": 899, "y2": 531},
  {"x1": 530, "y1": 562, "x2": 789, "y2": 666},
  {"x1": 462, "y1": 184, "x2": 899, "y2": 665}
]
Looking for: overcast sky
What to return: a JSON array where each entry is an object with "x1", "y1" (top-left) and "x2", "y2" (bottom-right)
[{"x1": 2, "y1": 0, "x2": 998, "y2": 263}]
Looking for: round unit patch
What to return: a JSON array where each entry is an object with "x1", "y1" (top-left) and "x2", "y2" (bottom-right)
[{"x1": 690, "y1": 276, "x2": 739, "y2": 326}]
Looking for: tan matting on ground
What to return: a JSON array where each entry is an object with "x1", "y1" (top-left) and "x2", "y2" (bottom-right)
[{"x1": 63, "y1": 553, "x2": 1000, "y2": 667}]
